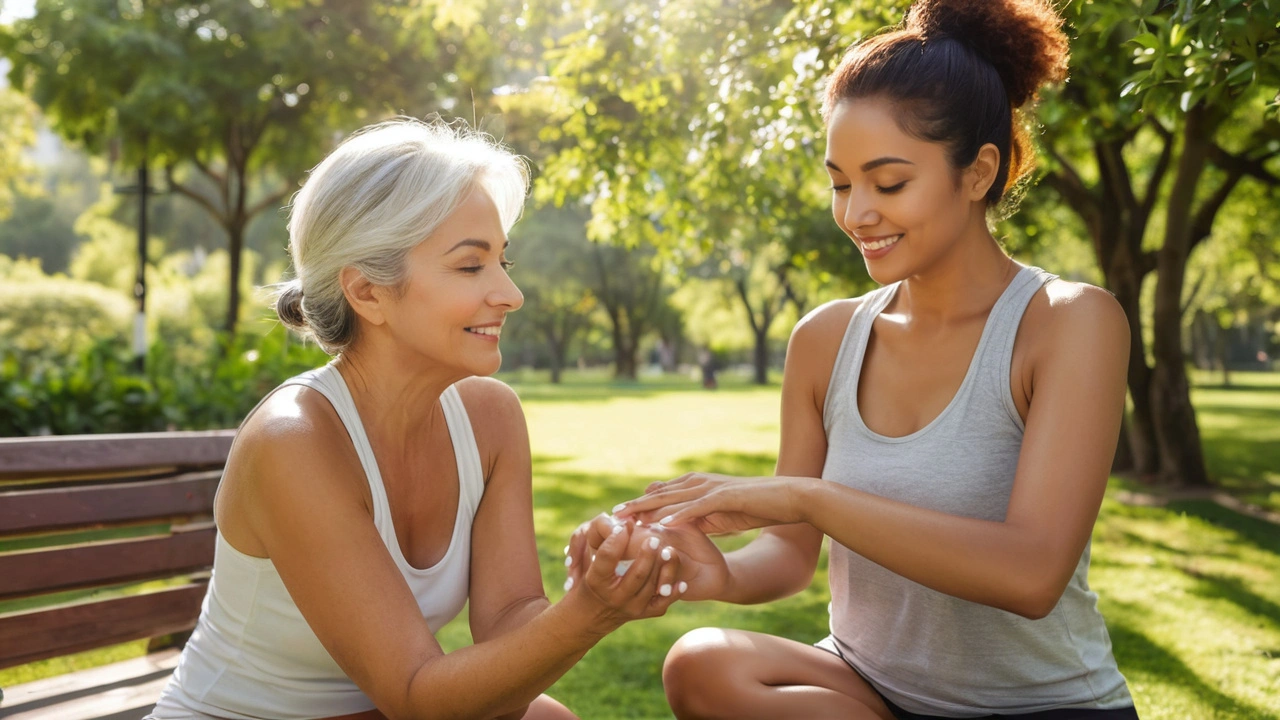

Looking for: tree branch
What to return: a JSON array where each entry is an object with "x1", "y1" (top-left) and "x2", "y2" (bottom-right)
[
  {"x1": 1208, "y1": 144, "x2": 1280, "y2": 185},
  {"x1": 165, "y1": 166, "x2": 224, "y2": 222},
  {"x1": 1188, "y1": 169, "x2": 1245, "y2": 254},
  {"x1": 1140, "y1": 120, "x2": 1175, "y2": 220},
  {"x1": 247, "y1": 186, "x2": 294, "y2": 220}
]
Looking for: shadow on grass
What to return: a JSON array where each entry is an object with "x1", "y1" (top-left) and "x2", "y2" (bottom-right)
[
  {"x1": 1166, "y1": 500, "x2": 1280, "y2": 555},
  {"x1": 1178, "y1": 567, "x2": 1280, "y2": 631},
  {"x1": 1106, "y1": 611, "x2": 1278, "y2": 720},
  {"x1": 672, "y1": 451, "x2": 779, "y2": 477},
  {"x1": 507, "y1": 378, "x2": 775, "y2": 405}
]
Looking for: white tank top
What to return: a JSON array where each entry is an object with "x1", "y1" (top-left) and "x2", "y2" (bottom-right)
[{"x1": 150, "y1": 364, "x2": 486, "y2": 719}]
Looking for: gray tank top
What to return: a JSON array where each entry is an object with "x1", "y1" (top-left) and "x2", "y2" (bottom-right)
[{"x1": 820, "y1": 265, "x2": 1133, "y2": 716}]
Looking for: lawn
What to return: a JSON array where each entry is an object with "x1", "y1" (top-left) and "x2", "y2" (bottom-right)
[{"x1": 2, "y1": 368, "x2": 1278, "y2": 719}]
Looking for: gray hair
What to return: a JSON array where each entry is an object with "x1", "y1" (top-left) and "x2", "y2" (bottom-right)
[{"x1": 274, "y1": 117, "x2": 528, "y2": 354}]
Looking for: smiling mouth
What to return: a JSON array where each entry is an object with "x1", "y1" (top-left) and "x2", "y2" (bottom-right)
[
  {"x1": 861, "y1": 234, "x2": 903, "y2": 251},
  {"x1": 466, "y1": 326, "x2": 502, "y2": 337}
]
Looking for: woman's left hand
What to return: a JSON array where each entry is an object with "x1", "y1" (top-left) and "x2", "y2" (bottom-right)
[{"x1": 614, "y1": 472, "x2": 811, "y2": 534}]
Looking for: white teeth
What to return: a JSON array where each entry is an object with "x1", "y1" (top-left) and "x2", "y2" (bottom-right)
[
  {"x1": 468, "y1": 326, "x2": 501, "y2": 337},
  {"x1": 864, "y1": 234, "x2": 902, "y2": 251}
]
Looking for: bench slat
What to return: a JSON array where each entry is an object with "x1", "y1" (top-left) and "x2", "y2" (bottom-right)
[
  {"x1": 0, "y1": 583, "x2": 208, "y2": 670},
  {"x1": 0, "y1": 525, "x2": 216, "y2": 600},
  {"x1": 0, "y1": 430, "x2": 235, "y2": 476},
  {"x1": 0, "y1": 471, "x2": 220, "y2": 534}
]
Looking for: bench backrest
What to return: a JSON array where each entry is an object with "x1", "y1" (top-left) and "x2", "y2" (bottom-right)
[{"x1": 0, "y1": 430, "x2": 235, "y2": 670}]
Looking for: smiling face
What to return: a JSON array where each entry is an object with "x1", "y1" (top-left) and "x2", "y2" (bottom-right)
[
  {"x1": 824, "y1": 97, "x2": 992, "y2": 285},
  {"x1": 373, "y1": 185, "x2": 523, "y2": 377}
]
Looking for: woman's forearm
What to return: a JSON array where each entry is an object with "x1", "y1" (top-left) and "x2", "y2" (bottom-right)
[
  {"x1": 717, "y1": 526, "x2": 823, "y2": 605},
  {"x1": 797, "y1": 478, "x2": 1077, "y2": 619}
]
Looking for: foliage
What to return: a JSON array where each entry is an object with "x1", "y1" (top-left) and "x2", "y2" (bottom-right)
[
  {"x1": 0, "y1": 84, "x2": 38, "y2": 219},
  {"x1": 0, "y1": 323, "x2": 329, "y2": 437},
  {"x1": 0, "y1": 257, "x2": 133, "y2": 367}
]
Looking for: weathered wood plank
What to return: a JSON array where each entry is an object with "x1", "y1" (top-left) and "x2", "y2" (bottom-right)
[
  {"x1": 0, "y1": 430, "x2": 235, "y2": 477},
  {"x1": 0, "y1": 524, "x2": 216, "y2": 600},
  {"x1": 0, "y1": 583, "x2": 208, "y2": 670},
  {"x1": 0, "y1": 648, "x2": 180, "y2": 720},
  {"x1": 0, "y1": 471, "x2": 220, "y2": 535}
]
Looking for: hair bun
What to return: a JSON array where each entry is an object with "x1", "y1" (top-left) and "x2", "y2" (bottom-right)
[
  {"x1": 275, "y1": 281, "x2": 308, "y2": 330},
  {"x1": 906, "y1": 0, "x2": 1069, "y2": 107}
]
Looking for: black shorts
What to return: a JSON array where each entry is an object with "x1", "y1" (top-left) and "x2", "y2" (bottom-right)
[{"x1": 814, "y1": 637, "x2": 1141, "y2": 720}]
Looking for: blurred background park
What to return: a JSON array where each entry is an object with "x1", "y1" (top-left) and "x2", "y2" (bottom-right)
[{"x1": 0, "y1": 0, "x2": 1277, "y2": 717}]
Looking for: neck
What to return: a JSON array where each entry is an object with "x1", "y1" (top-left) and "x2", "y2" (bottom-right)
[
  {"x1": 332, "y1": 335, "x2": 463, "y2": 445},
  {"x1": 895, "y1": 217, "x2": 1017, "y2": 325}
]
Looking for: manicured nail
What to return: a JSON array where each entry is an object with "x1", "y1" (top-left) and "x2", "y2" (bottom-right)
[
  {"x1": 564, "y1": 556, "x2": 573, "y2": 567},
  {"x1": 636, "y1": 519, "x2": 646, "y2": 527},
  {"x1": 563, "y1": 545, "x2": 570, "y2": 556},
  {"x1": 661, "y1": 515, "x2": 675, "y2": 525},
  {"x1": 564, "y1": 577, "x2": 574, "y2": 591},
  {"x1": 646, "y1": 537, "x2": 659, "y2": 550},
  {"x1": 591, "y1": 554, "x2": 596, "y2": 563},
  {"x1": 661, "y1": 547, "x2": 673, "y2": 562},
  {"x1": 615, "y1": 559, "x2": 634, "y2": 576},
  {"x1": 612, "y1": 524, "x2": 625, "y2": 535},
  {"x1": 677, "y1": 581, "x2": 688, "y2": 594},
  {"x1": 659, "y1": 584, "x2": 672, "y2": 597},
  {"x1": 613, "y1": 503, "x2": 627, "y2": 513}
]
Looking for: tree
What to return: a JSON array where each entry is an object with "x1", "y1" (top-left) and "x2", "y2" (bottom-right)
[
  {"x1": 1037, "y1": 0, "x2": 1280, "y2": 484},
  {"x1": 507, "y1": 204, "x2": 600, "y2": 383},
  {"x1": 1, "y1": 0, "x2": 496, "y2": 333},
  {"x1": 0, "y1": 85, "x2": 36, "y2": 220},
  {"x1": 535, "y1": 0, "x2": 879, "y2": 383}
]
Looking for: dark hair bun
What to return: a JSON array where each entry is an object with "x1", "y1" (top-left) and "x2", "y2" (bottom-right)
[
  {"x1": 275, "y1": 281, "x2": 308, "y2": 330},
  {"x1": 907, "y1": 0, "x2": 1069, "y2": 107}
]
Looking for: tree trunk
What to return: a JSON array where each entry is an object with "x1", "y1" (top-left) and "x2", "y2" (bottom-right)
[
  {"x1": 1150, "y1": 108, "x2": 1211, "y2": 487},
  {"x1": 548, "y1": 335, "x2": 565, "y2": 384},
  {"x1": 1105, "y1": 250, "x2": 1159, "y2": 479},
  {"x1": 224, "y1": 220, "x2": 245, "y2": 335},
  {"x1": 753, "y1": 328, "x2": 769, "y2": 385}
]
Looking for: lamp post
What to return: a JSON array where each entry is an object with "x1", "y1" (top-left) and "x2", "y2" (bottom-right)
[{"x1": 114, "y1": 160, "x2": 163, "y2": 372}]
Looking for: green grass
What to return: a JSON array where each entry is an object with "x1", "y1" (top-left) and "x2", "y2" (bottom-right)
[
  {"x1": 3, "y1": 368, "x2": 1279, "y2": 720},
  {"x1": 1192, "y1": 370, "x2": 1280, "y2": 513}
]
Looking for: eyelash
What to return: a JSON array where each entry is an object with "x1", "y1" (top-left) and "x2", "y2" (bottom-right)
[
  {"x1": 829, "y1": 182, "x2": 908, "y2": 195},
  {"x1": 461, "y1": 260, "x2": 515, "y2": 274}
]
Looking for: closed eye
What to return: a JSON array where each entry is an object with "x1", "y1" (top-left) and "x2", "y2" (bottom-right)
[
  {"x1": 830, "y1": 183, "x2": 851, "y2": 193},
  {"x1": 876, "y1": 181, "x2": 907, "y2": 194}
]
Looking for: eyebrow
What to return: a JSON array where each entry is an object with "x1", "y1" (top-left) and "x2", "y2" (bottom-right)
[
  {"x1": 825, "y1": 157, "x2": 915, "y2": 173},
  {"x1": 445, "y1": 239, "x2": 510, "y2": 254}
]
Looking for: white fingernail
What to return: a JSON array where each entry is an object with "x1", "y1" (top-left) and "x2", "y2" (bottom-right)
[
  {"x1": 613, "y1": 503, "x2": 627, "y2": 513},
  {"x1": 661, "y1": 547, "x2": 673, "y2": 562},
  {"x1": 563, "y1": 545, "x2": 570, "y2": 556},
  {"x1": 591, "y1": 554, "x2": 596, "y2": 563},
  {"x1": 661, "y1": 515, "x2": 675, "y2": 525},
  {"x1": 615, "y1": 559, "x2": 634, "y2": 577},
  {"x1": 612, "y1": 524, "x2": 624, "y2": 535},
  {"x1": 659, "y1": 584, "x2": 672, "y2": 597},
  {"x1": 564, "y1": 577, "x2": 574, "y2": 591},
  {"x1": 636, "y1": 519, "x2": 646, "y2": 527},
  {"x1": 678, "y1": 581, "x2": 688, "y2": 594},
  {"x1": 564, "y1": 556, "x2": 573, "y2": 567},
  {"x1": 647, "y1": 537, "x2": 659, "y2": 550}
]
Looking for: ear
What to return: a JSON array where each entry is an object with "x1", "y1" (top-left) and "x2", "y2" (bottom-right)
[
  {"x1": 965, "y1": 143, "x2": 1001, "y2": 201},
  {"x1": 340, "y1": 265, "x2": 390, "y2": 327}
]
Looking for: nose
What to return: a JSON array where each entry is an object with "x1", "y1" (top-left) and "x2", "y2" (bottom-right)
[
  {"x1": 490, "y1": 266, "x2": 524, "y2": 311},
  {"x1": 838, "y1": 187, "x2": 881, "y2": 234}
]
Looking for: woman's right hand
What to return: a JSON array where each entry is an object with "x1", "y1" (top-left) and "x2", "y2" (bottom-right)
[
  {"x1": 567, "y1": 514, "x2": 731, "y2": 603},
  {"x1": 563, "y1": 516, "x2": 682, "y2": 634}
]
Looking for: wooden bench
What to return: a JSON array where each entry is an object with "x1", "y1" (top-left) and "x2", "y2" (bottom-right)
[{"x1": 0, "y1": 430, "x2": 235, "y2": 719}]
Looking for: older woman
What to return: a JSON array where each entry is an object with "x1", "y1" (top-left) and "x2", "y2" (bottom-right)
[{"x1": 148, "y1": 119, "x2": 683, "y2": 720}]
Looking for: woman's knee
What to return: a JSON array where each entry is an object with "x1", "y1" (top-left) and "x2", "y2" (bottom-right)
[{"x1": 663, "y1": 628, "x2": 757, "y2": 719}]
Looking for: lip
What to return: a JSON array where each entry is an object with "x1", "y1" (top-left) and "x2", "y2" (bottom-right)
[
  {"x1": 465, "y1": 320, "x2": 504, "y2": 341},
  {"x1": 854, "y1": 233, "x2": 903, "y2": 260}
]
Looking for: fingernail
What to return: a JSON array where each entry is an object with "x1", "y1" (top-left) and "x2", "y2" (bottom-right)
[
  {"x1": 563, "y1": 577, "x2": 574, "y2": 591},
  {"x1": 678, "y1": 581, "x2": 688, "y2": 594},
  {"x1": 661, "y1": 515, "x2": 675, "y2": 525},
  {"x1": 612, "y1": 524, "x2": 625, "y2": 535},
  {"x1": 636, "y1": 520, "x2": 646, "y2": 527},
  {"x1": 615, "y1": 559, "x2": 634, "y2": 577},
  {"x1": 564, "y1": 556, "x2": 573, "y2": 567},
  {"x1": 659, "y1": 584, "x2": 672, "y2": 597},
  {"x1": 613, "y1": 503, "x2": 627, "y2": 513},
  {"x1": 563, "y1": 545, "x2": 570, "y2": 556},
  {"x1": 591, "y1": 554, "x2": 596, "y2": 563},
  {"x1": 647, "y1": 537, "x2": 659, "y2": 550},
  {"x1": 661, "y1": 547, "x2": 673, "y2": 562}
]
